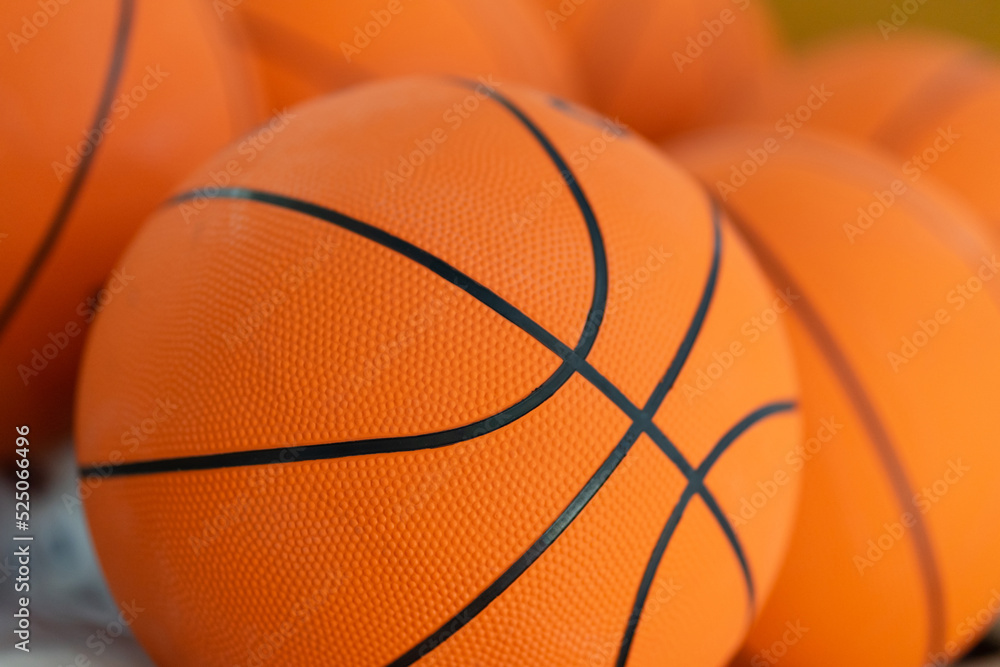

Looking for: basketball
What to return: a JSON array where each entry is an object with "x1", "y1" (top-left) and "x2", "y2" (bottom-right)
[
  {"x1": 733, "y1": 32, "x2": 1000, "y2": 233},
  {"x1": 533, "y1": 0, "x2": 782, "y2": 140},
  {"x1": 225, "y1": 0, "x2": 584, "y2": 110},
  {"x1": 0, "y1": 0, "x2": 265, "y2": 462},
  {"x1": 669, "y1": 126, "x2": 1000, "y2": 666},
  {"x1": 8, "y1": 1, "x2": 1000, "y2": 665},
  {"x1": 75, "y1": 78, "x2": 800, "y2": 665}
]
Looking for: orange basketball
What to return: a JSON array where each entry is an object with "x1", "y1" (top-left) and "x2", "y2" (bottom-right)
[
  {"x1": 225, "y1": 0, "x2": 584, "y2": 110},
  {"x1": 669, "y1": 127, "x2": 1000, "y2": 666},
  {"x1": 76, "y1": 78, "x2": 800, "y2": 666},
  {"x1": 533, "y1": 0, "x2": 781, "y2": 140},
  {"x1": 735, "y1": 32, "x2": 1000, "y2": 234},
  {"x1": 0, "y1": 0, "x2": 264, "y2": 461}
]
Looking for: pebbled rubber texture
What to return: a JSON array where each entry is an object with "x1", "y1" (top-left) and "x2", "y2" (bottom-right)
[{"x1": 77, "y1": 78, "x2": 800, "y2": 666}]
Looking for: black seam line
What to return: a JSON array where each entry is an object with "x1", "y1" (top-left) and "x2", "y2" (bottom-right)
[
  {"x1": 651, "y1": 201, "x2": 763, "y2": 613},
  {"x1": 386, "y1": 423, "x2": 643, "y2": 667},
  {"x1": 74, "y1": 193, "x2": 737, "y2": 608},
  {"x1": 73, "y1": 188, "x2": 746, "y2": 663},
  {"x1": 77, "y1": 189, "x2": 718, "y2": 481},
  {"x1": 191, "y1": 188, "x2": 583, "y2": 357},
  {"x1": 643, "y1": 202, "x2": 761, "y2": 609},
  {"x1": 75, "y1": 194, "x2": 753, "y2": 649},
  {"x1": 462, "y1": 78, "x2": 610, "y2": 360},
  {"x1": 649, "y1": 197, "x2": 723, "y2": 408},
  {"x1": 384, "y1": 192, "x2": 725, "y2": 667},
  {"x1": 73, "y1": 188, "x2": 733, "y2": 667},
  {"x1": 76, "y1": 186, "x2": 591, "y2": 477},
  {"x1": 571, "y1": 360, "x2": 691, "y2": 474},
  {"x1": 0, "y1": 0, "x2": 134, "y2": 341},
  {"x1": 74, "y1": 184, "x2": 726, "y2": 663},
  {"x1": 614, "y1": 400, "x2": 797, "y2": 667},
  {"x1": 78, "y1": 363, "x2": 579, "y2": 476},
  {"x1": 75, "y1": 188, "x2": 694, "y2": 484},
  {"x1": 76, "y1": 86, "x2": 708, "y2": 480},
  {"x1": 79, "y1": 81, "x2": 613, "y2": 479},
  {"x1": 697, "y1": 490, "x2": 753, "y2": 606},
  {"x1": 75, "y1": 91, "x2": 737, "y2": 663},
  {"x1": 725, "y1": 202, "x2": 946, "y2": 656}
]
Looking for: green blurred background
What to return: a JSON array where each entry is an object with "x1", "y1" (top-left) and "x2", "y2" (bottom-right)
[{"x1": 768, "y1": 0, "x2": 1000, "y2": 51}]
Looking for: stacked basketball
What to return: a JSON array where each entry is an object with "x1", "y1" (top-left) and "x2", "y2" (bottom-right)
[{"x1": 4, "y1": 0, "x2": 1000, "y2": 665}]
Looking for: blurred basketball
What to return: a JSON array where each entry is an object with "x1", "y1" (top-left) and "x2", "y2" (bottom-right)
[
  {"x1": 733, "y1": 32, "x2": 1000, "y2": 234},
  {"x1": 533, "y1": 0, "x2": 782, "y2": 140},
  {"x1": 0, "y1": 0, "x2": 265, "y2": 463},
  {"x1": 225, "y1": 0, "x2": 584, "y2": 109},
  {"x1": 76, "y1": 78, "x2": 800, "y2": 666},
  {"x1": 669, "y1": 126, "x2": 1000, "y2": 666}
]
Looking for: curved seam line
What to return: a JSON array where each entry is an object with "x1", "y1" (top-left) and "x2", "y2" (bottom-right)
[
  {"x1": 75, "y1": 188, "x2": 746, "y2": 664},
  {"x1": 76, "y1": 90, "x2": 749, "y2": 663},
  {"x1": 724, "y1": 201, "x2": 946, "y2": 656},
  {"x1": 461, "y1": 78, "x2": 610, "y2": 359},
  {"x1": 383, "y1": 189, "x2": 725, "y2": 667},
  {"x1": 75, "y1": 188, "x2": 694, "y2": 484},
  {"x1": 0, "y1": 0, "x2": 134, "y2": 341},
  {"x1": 614, "y1": 400, "x2": 796, "y2": 666},
  {"x1": 74, "y1": 189, "x2": 744, "y2": 665},
  {"x1": 79, "y1": 77, "x2": 613, "y2": 477}
]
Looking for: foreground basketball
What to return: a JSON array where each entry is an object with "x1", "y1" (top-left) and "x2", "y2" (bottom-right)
[
  {"x1": 533, "y1": 0, "x2": 781, "y2": 139},
  {"x1": 77, "y1": 78, "x2": 800, "y2": 666},
  {"x1": 669, "y1": 127, "x2": 1000, "y2": 666},
  {"x1": 735, "y1": 32, "x2": 1000, "y2": 233},
  {"x1": 226, "y1": 0, "x2": 583, "y2": 109},
  {"x1": 0, "y1": 0, "x2": 264, "y2": 461}
]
